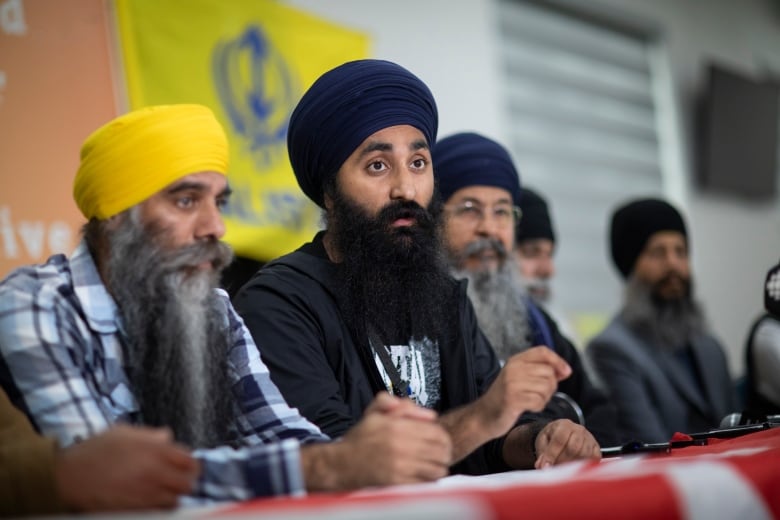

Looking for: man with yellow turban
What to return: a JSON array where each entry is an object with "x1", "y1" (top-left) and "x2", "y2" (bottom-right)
[{"x1": 0, "y1": 104, "x2": 452, "y2": 507}]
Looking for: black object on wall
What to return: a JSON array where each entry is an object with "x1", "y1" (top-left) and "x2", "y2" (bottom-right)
[{"x1": 696, "y1": 64, "x2": 780, "y2": 199}]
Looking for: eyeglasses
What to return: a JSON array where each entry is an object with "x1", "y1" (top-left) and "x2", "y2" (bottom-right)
[{"x1": 445, "y1": 200, "x2": 522, "y2": 228}]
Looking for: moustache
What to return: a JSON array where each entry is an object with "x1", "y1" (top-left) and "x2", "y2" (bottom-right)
[
  {"x1": 161, "y1": 239, "x2": 234, "y2": 273},
  {"x1": 462, "y1": 238, "x2": 508, "y2": 261},
  {"x1": 378, "y1": 200, "x2": 434, "y2": 229},
  {"x1": 656, "y1": 271, "x2": 688, "y2": 286}
]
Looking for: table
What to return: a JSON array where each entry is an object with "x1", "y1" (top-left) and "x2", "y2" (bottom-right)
[{"x1": 211, "y1": 427, "x2": 780, "y2": 519}]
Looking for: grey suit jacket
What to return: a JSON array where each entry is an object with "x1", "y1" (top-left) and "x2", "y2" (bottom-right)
[{"x1": 586, "y1": 316, "x2": 737, "y2": 443}]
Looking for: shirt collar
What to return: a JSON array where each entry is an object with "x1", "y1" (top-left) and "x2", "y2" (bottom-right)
[{"x1": 70, "y1": 239, "x2": 121, "y2": 334}]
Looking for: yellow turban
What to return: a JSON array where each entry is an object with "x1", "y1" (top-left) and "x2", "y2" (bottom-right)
[{"x1": 73, "y1": 104, "x2": 229, "y2": 220}]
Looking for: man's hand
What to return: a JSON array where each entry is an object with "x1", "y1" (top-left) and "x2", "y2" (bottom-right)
[
  {"x1": 302, "y1": 393, "x2": 452, "y2": 491},
  {"x1": 534, "y1": 419, "x2": 601, "y2": 469},
  {"x1": 477, "y1": 346, "x2": 571, "y2": 439},
  {"x1": 54, "y1": 425, "x2": 199, "y2": 512}
]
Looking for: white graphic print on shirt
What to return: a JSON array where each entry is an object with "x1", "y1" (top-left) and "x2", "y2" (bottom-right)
[{"x1": 373, "y1": 336, "x2": 441, "y2": 409}]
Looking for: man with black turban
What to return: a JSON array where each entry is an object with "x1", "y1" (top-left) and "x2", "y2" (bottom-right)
[
  {"x1": 586, "y1": 198, "x2": 737, "y2": 443},
  {"x1": 235, "y1": 59, "x2": 602, "y2": 474},
  {"x1": 514, "y1": 187, "x2": 558, "y2": 304}
]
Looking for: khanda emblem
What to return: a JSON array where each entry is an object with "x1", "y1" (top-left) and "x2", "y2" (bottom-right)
[{"x1": 213, "y1": 26, "x2": 299, "y2": 171}]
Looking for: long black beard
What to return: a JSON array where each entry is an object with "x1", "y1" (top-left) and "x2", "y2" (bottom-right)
[
  {"x1": 450, "y1": 238, "x2": 532, "y2": 362},
  {"x1": 104, "y1": 213, "x2": 237, "y2": 448},
  {"x1": 621, "y1": 274, "x2": 705, "y2": 350},
  {"x1": 327, "y1": 189, "x2": 457, "y2": 349}
]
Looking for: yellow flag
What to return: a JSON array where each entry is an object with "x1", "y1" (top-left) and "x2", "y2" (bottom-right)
[{"x1": 114, "y1": 0, "x2": 369, "y2": 260}]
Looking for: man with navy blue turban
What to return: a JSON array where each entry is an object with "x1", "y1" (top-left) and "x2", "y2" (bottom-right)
[
  {"x1": 434, "y1": 132, "x2": 618, "y2": 447},
  {"x1": 235, "y1": 59, "x2": 602, "y2": 475}
]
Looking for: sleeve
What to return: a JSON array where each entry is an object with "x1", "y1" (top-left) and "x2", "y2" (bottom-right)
[
  {"x1": 0, "y1": 389, "x2": 67, "y2": 516},
  {"x1": 0, "y1": 283, "x2": 114, "y2": 444},
  {"x1": 450, "y1": 294, "x2": 512, "y2": 475},
  {"x1": 186, "y1": 292, "x2": 330, "y2": 501},
  {"x1": 544, "y1": 316, "x2": 620, "y2": 446},
  {"x1": 586, "y1": 335, "x2": 668, "y2": 443},
  {"x1": 233, "y1": 270, "x2": 362, "y2": 438}
]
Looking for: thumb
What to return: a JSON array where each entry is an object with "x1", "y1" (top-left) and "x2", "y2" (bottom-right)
[
  {"x1": 553, "y1": 357, "x2": 572, "y2": 381},
  {"x1": 535, "y1": 454, "x2": 553, "y2": 470}
]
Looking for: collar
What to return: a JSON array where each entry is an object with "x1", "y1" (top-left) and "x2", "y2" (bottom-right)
[{"x1": 70, "y1": 239, "x2": 121, "y2": 334}]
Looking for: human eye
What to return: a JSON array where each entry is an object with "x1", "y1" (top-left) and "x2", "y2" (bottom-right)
[
  {"x1": 366, "y1": 159, "x2": 388, "y2": 174},
  {"x1": 457, "y1": 201, "x2": 482, "y2": 217},
  {"x1": 175, "y1": 196, "x2": 195, "y2": 209},
  {"x1": 493, "y1": 206, "x2": 513, "y2": 218},
  {"x1": 216, "y1": 195, "x2": 230, "y2": 212},
  {"x1": 647, "y1": 247, "x2": 664, "y2": 259},
  {"x1": 411, "y1": 157, "x2": 428, "y2": 170}
]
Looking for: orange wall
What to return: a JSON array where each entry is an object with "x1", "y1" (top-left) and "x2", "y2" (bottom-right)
[{"x1": 0, "y1": 0, "x2": 117, "y2": 277}]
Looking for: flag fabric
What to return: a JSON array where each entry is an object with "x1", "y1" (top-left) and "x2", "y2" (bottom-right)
[
  {"x1": 214, "y1": 427, "x2": 780, "y2": 519},
  {"x1": 114, "y1": 0, "x2": 369, "y2": 260}
]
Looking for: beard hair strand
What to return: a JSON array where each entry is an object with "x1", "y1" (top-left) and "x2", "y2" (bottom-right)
[{"x1": 101, "y1": 211, "x2": 237, "y2": 448}]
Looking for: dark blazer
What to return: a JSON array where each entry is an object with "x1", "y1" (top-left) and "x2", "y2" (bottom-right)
[{"x1": 586, "y1": 316, "x2": 737, "y2": 443}]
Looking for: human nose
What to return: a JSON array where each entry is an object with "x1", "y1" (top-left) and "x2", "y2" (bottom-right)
[
  {"x1": 474, "y1": 209, "x2": 500, "y2": 237},
  {"x1": 196, "y1": 201, "x2": 226, "y2": 240},
  {"x1": 389, "y1": 167, "x2": 416, "y2": 201},
  {"x1": 539, "y1": 255, "x2": 555, "y2": 278}
]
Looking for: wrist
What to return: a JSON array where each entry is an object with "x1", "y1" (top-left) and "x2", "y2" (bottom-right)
[
  {"x1": 300, "y1": 441, "x2": 346, "y2": 492},
  {"x1": 501, "y1": 421, "x2": 548, "y2": 469}
]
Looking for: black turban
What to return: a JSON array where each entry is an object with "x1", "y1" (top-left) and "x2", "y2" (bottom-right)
[
  {"x1": 610, "y1": 198, "x2": 688, "y2": 278},
  {"x1": 287, "y1": 59, "x2": 438, "y2": 208},
  {"x1": 432, "y1": 132, "x2": 521, "y2": 205},
  {"x1": 516, "y1": 187, "x2": 556, "y2": 244}
]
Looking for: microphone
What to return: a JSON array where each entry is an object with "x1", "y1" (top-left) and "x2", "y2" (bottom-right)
[{"x1": 720, "y1": 412, "x2": 780, "y2": 428}]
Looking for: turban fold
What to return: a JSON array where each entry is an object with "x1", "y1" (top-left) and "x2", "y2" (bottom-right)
[
  {"x1": 287, "y1": 59, "x2": 438, "y2": 208},
  {"x1": 610, "y1": 198, "x2": 688, "y2": 278},
  {"x1": 74, "y1": 104, "x2": 229, "y2": 220},
  {"x1": 432, "y1": 132, "x2": 521, "y2": 205},
  {"x1": 516, "y1": 187, "x2": 555, "y2": 244}
]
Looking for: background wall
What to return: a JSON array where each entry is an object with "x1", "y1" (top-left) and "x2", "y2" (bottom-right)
[
  {"x1": 287, "y1": 0, "x2": 780, "y2": 376},
  {"x1": 1, "y1": 0, "x2": 777, "y2": 377}
]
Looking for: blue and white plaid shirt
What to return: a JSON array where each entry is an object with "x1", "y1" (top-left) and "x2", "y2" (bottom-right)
[{"x1": 0, "y1": 240, "x2": 329, "y2": 502}]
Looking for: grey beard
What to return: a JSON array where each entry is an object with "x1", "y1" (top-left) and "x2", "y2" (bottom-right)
[
  {"x1": 450, "y1": 239, "x2": 532, "y2": 363},
  {"x1": 104, "y1": 211, "x2": 236, "y2": 448},
  {"x1": 621, "y1": 275, "x2": 705, "y2": 351}
]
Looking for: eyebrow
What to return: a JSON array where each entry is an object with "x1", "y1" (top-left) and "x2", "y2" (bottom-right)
[
  {"x1": 166, "y1": 181, "x2": 232, "y2": 199},
  {"x1": 357, "y1": 138, "x2": 430, "y2": 158},
  {"x1": 458, "y1": 196, "x2": 513, "y2": 206}
]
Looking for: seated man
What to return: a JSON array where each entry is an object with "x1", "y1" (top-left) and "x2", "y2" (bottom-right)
[
  {"x1": 513, "y1": 187, "x2": 557, "y2": 305},
  {"x1": 0, "y1": 387, "x2": 198, "y2": 515},
  {"x1": 586, "y1": 198, "x2": 737, "y2": 443},
  {"x1": 433, "y1": 132, "x2": 618, "y2": 447},
  {"x1": 234, "y1": 59, "x2": 601, "y2": 474},
  {"x1": 0, "y1": 104, "x2": 452, "y2": 504}
]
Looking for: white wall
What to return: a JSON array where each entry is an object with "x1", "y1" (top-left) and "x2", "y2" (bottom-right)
[{"x1": 286, "y1": 0, "x2": 780, "y2": 376}]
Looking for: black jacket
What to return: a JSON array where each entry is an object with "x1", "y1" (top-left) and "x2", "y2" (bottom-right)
[
  {"x1": 235, "y1": 233, "x2": 617, "y2": 474},
  {"x1": 524, "y1": 304, "x2": 619, "y2": 446}
]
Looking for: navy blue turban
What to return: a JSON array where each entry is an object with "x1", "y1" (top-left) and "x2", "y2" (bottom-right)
[
  {"x1": 432, "y1": 132, "x2": 521, "y2": 205},
  {"x1": 287, "y1": 59, "x2": 438, "y2": 208}
]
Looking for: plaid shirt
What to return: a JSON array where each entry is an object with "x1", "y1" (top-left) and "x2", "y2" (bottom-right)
[{"x1": 0, "y1": 241, "x2": 328, "y2": 502}]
